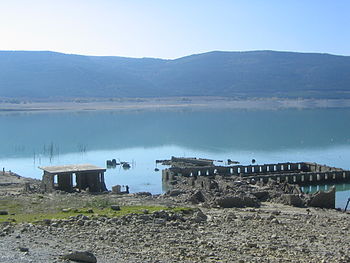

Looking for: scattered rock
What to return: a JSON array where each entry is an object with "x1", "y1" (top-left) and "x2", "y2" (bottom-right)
[
  {"x1": 246, "y1": 242, "x2": 257, "y2": 248},
  {"x1": 224, "y1": 212, "x2": 237, "y2": 221},
  {"x1": 188, "y1": 190, "x2": 206, "y2": 204},
  {"x1": 242, "y1": 196, "x2": 260, "y2": 207},
  {"x1": 135, "y1": 192, "x2": 152, "y2": 197},
  {"x1": 19, "y1": 247, "x2": 29, "y2": 252},
  {"x1": 281, "y1": 194, "x2": 305, "y2": 207},
  {"x1": 252, "y1": 191, "x2": 269, "y2": 201},
  {"x1": 215, "y1": 195, "x2": 259, "y2": 208},
  {"x1": 110, "y1": 205, "x2": 121, "y2": 211},
  {"x1": 62, "y1": 251, "x2": 97, "y2": 263},
  {"x1": 77, "y1": 220, "x2": 85, "y2": 226},
  {"x1": 167, "y1": 189, "x2": 183, "y2": 197},
  {"x1": 2, "y1": 225, "x2": 12, "y2": 233},
  {"x1": 216, "y1": 196, "x2": 243, "y2": 208},
  {"x1": 193, "y1": 209, "x2": 207, "y2": 223},
  {"x1": 154, "y1": 218, "x2": 166, "y2": 225},
  {"x1": 271, "y1": 210, "x2": 281, "y2": 216},
  {"x1": 42, "y1": 219, "x2": 51, "y2": 225},
  {"x1": 270, "y1": 218, "x2": 280, "y2": 224}
]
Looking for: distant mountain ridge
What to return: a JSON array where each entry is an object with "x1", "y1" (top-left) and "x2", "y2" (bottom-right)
[{"x1": 0, "y1": 50, "x2": 350, "y2": 99}]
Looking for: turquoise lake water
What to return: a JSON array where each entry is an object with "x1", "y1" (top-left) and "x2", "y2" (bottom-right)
[{"x1": 0, "y1": 108, "x2": 349, "y2": 209}]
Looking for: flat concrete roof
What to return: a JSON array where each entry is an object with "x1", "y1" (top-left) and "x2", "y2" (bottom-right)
[{"x1": 39, "y1": 164, "x2": 106, "y2": 174}]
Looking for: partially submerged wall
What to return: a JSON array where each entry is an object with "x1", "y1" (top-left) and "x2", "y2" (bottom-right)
[{"x1": 162, "y1": 162, "x2": 350, "y2": 185}]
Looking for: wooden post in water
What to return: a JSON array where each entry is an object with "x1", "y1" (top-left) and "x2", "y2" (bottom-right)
[{"x1": 345, "y1": 198, "x2": 350, "y2": 212}]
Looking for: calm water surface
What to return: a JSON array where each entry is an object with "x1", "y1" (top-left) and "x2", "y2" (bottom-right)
[{"x1": 0, "y1": 108, "x2": 349, "y2": 209}]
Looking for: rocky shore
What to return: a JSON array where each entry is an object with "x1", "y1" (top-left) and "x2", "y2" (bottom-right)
[{"x1": 0, "y1": 173, "x2": 349, "y2": 262}]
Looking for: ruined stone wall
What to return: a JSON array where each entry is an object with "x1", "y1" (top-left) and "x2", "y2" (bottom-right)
[
  {"x1": 246, "y1": 170, "x2": 350, "y2": 185},
  {"x1": 162, "y1": 162, "x2": 349, "y2": 185},
  {"x1": 57, "y1": 173, "x2": 73, "y2": 192},
  {"x1": 81, "y1": 172, "x2": 100, "y2": 192},
  {"x1": 164, "y1": 162, "x2": 317, "y2": 178},
  {"x1": 171, "y1": 156, "x2": 214, "y2": 166},
  {"x1": 40, "y1": 173, "x2": 54, "y2": 192},
  {"x1": 307, "y1": 163, "x2": 344, "y2": 172}
]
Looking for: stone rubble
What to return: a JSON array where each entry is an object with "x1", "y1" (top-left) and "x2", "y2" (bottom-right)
[
  {"x1": 0, "y1": 172, "x2": 348, "y2": 262},
  {"x1": 164, "y1": 175, "x2": 336, "y2": 210},
  {"x1": 0, "y1": 195, "x2": 349, "y2": 263}
]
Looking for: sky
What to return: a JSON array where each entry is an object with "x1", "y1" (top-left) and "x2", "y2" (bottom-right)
[{"x1": 0, "y1": 0, "x2": 349, "y2": 59}]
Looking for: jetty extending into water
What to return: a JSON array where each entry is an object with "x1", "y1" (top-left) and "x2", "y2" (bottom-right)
[{"x1": 163, "y1": 161, "x2": 350, "y2": 185}]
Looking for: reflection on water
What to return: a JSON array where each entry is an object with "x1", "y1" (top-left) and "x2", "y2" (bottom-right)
[
  {"x1": 302, "y1": 183, "x2": 350, "y2": 194},
  {"x1": 1, "y1": 108, "x2": 350, "y2": 158},
  {"x1": 0, "y1": 108, "x2": 349, "y2": 208}
]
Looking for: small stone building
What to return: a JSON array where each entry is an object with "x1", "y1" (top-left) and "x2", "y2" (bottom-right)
[{"x1": 39, "y1": 164, "x2": 107, "y2": 193}]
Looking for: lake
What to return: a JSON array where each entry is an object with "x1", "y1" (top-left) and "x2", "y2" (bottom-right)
[{"x1": 0, "y1": 108, "x2": 349, "y2": 209}]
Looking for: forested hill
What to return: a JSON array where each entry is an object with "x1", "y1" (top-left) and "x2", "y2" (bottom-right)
[{"x1": 0, "y1": 50, "x2": 350, "y2": 99}]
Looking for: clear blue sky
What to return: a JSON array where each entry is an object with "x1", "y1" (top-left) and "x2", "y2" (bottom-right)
[{"x1": 0, "y1": 0, "x2": 349, "y2": 58}]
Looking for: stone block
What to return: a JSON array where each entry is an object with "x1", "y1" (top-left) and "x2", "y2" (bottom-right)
[
  {"x1": 309, "y1": 187, "x2": 335, "y2": 209},
  {"x1": 282, "y1": 194, "x2": 305, "y2": 207}
]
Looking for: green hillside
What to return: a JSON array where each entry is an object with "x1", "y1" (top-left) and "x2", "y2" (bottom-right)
[{"x1": 0, "y1": 50, "x2": 349, "y2": 99}]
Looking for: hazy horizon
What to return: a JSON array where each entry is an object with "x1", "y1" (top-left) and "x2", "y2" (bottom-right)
[
  {"x1": 1, "y1": 0, "x2": 349, "y2": 59},
  {"x1": 1, "y1": 49, "x2": 349, "y2": 60}
]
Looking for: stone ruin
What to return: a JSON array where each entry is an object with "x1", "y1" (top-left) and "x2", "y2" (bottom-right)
[
  {"x1": 39, "y1": 164, "x2": 107, "y2": 193},
  {"x1": 162, "y1": 158, "x2": 345, "y2": 209},
  {"x1": 163, "y1": 161, "x2": 350, "y2": 186}
]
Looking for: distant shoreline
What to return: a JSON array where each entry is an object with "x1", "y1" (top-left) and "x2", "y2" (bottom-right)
[{"x1": 1, "y1": 97, "x2": 350, "y2": 112}]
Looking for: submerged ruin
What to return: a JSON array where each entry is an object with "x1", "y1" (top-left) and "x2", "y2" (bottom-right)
[
  {"x1": 39, "y1": 164, "x2": 107, "y2": 193},
  {"x1": 163, "y1": 160, "x2": 350, "y2": 185},
  {"x1": 162, "y1": 157, "x2": 350, "y2": 209}
]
